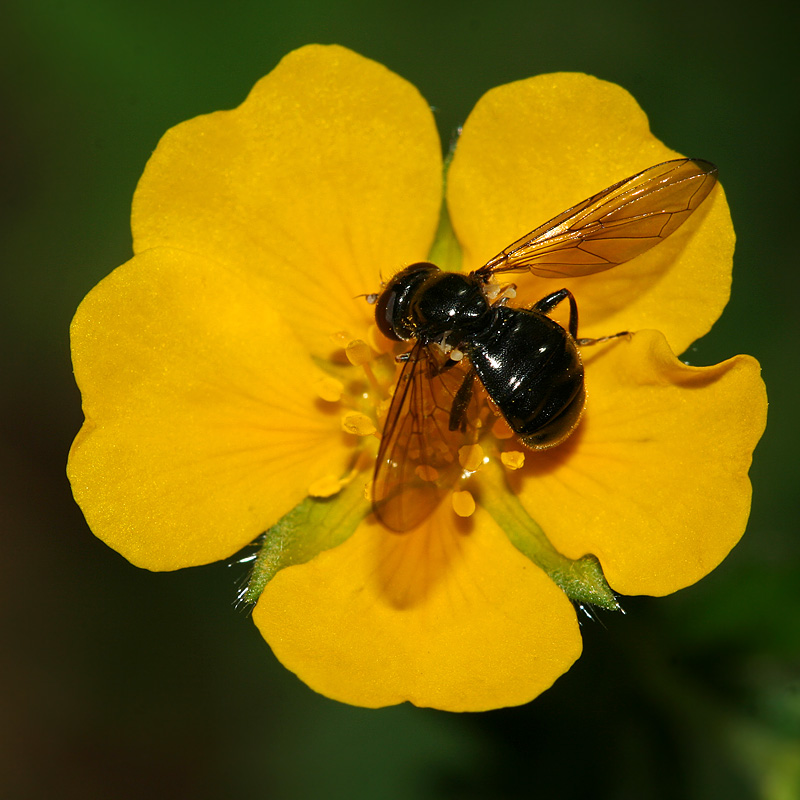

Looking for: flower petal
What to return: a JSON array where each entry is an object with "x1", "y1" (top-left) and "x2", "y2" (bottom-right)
[
  {"x1": 447, "y1": 72, "x2": 734, "y2": 354},
  {"x1": 131, "y1": 45, "x2": 443, "y2": 357},
  {"x1": 68, "y1": 248, "x2": 350, "y2": 570},
  {"x1": 253, "y1": 505, "x2": 582, "y2": 711},
  {"x1": 506, "y1": 330, "x2": 767, "y2": 597}
]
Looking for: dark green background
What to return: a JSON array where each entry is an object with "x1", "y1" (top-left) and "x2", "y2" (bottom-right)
[{"x1": 3, "y1": 1, "x2": 797, "y2": 798}]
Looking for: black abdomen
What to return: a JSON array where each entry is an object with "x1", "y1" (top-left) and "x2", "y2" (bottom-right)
[{"x1": 466, "y1": 306, "x2": 585, "y2": 449}]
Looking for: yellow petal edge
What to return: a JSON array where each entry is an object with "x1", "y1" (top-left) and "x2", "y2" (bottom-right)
[
  {"x1": 68, "y1": 249, "x2": 348, "y2": 569},
  {"x1": 510, "y1": 330, "x2": 767, "y2": 597},
  {"x1": 254, "y1": 506, "x2": 582, "y2": 711}
]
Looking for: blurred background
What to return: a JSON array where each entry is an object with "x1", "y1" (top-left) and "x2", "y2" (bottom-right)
[{"x1": 2, "y1": 1, "x2": 797, "y2": 797}]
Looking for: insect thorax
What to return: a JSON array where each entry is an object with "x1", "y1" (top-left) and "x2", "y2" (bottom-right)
[{"x1": 409, "y1": 271, "x2": 490, "y2": 342}]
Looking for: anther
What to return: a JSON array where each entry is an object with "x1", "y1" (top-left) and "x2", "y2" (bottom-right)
[
  {"x1": 313, "y1": 375, "x2": 344, "y2": 403},
  {"x1": 458, "y1": 444, "x2": 484, "y2": 472},
  {"x1": 308, "y1": 475, "x2": 345, "y2": 498},
  {"x1": 341, "y1": 412, "x2": 377, "y2": 436},
  {"x1": 500, "y1": 450, "x2": 526, "y2": 470},
  {"x1": 345, "y1": 339, "x2": 372, "y2": 366},
  {"x1": 345, "y1": 338, "x2": 383, "y2": 395},
  {"x1": 452, "y1": 490, "x2": 476, "y2": 518}
]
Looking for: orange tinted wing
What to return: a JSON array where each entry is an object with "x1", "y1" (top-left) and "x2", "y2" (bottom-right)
[
  {"x1": 372, "y1": 344, "x2": 480, "y2": 532},
  {"x1": 474, "y1": 158, "x2": 717, "y2": 280}
]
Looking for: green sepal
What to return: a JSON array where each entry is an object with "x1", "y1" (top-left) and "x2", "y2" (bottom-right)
[
  {"x1": 427, "y1": 200, "x2": 462, "y2": 273},
  {"x1": 427, "y1": 149, "x2": 463, "y2": 273},
  {"x1": 244, "y1": 476, "x2": 368, "y2": 603},
  {"x1": 480, "y1": 455, "x2": 620, "y2": 611}
]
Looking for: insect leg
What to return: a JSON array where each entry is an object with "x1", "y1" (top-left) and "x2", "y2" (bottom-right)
[
  {"x1": 534, "y1": 289, "x2": 629, "y2": 345},
  {"x1": 449, "y1": 369, "x2": 476, "y2": 432},
  {"x1": 576, "y1": 331, "x2": 631, "y2": 346},
  {"x1": 533, "y1": 288, "x2": 579, "y2": 339}
]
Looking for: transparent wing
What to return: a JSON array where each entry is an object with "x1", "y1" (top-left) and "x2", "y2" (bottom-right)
[
  {"x1": 372, "y1": 344, "x2": 482, "y2": 532},
  {"x1": 474, "y1": 158, "x2": 718, "y2": 280}
]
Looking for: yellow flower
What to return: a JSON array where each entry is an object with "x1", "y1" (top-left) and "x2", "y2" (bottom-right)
[{"x1": 68, "y1": 45, "x2": 767, "y2": 712}]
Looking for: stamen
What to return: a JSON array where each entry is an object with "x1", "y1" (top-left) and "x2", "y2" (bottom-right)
[
  {"x1": 313, "y1": 375, "x2": 344, "y2": 403},
  {"x1": 309, "y1": 451, "x2": 371, "y2": 502},
  {"x1": 458, "y1": 443, "x2": 485, "y2": 472},
  {"x1": 308, "y1": 475, "x2": 345, "y2": 498},
  {"x1": 452, "y1": 490, "x2": 476, "y2": 518},
  {"x1": 341, "y1": 412, "x2": 377, "y2": 436},
  {"x1": 345, "y1": 339, "x2": 372, "y2": 366},
  {"x1": 345, "y1": 338, "x2": 382, "y2": 395},
  {"x1": 501, "y1": 450, "x2": 526, "y2": 470}
]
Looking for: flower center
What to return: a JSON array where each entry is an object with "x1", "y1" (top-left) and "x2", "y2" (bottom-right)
[{"x1": 310, "y1": 323, "x2": 530, "y2": 527}]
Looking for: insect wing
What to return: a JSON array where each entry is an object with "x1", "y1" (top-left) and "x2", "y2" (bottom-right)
[
  {"x1": 373, "y1": 344, "x2": 479, "y2": 532},
  {"x1": 475, "y1": 158, "x2": 718, "y2": 280}
]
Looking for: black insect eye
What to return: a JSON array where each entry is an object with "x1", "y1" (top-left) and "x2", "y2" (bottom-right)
[
  {"x1": 375, "y1": 289, "x2": 401, "y2": 340},
  {"x1": 374, "y1": 263, "x2": 439, "y2": 341}
]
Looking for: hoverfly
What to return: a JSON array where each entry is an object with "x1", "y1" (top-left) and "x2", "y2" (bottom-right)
[{"x1": 371, "y1": 158, "x2": 718, "y2": 532}]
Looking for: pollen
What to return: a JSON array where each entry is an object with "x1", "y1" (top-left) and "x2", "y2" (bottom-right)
[
  {"x1": 458, "y1": 443, "x2": 485, "y2": 472},
  {"x1": 308, "y1": 475, "x2": 344, "y2": 498},
  {"x1": 484, "y1": 277, "x2": 502, "y2": 301},
  {"x1": 345, "y1": 338, "x2": 373, "y2": 366},
  {"x1": 501, "y1": 450, "x2": 526, "y2": 470},
  {"x1": 341, "y1": 412, "x2": 377, "y2": 436},
  {"x1": 313, "y1": 375, "x2": 344, "y2": 402},
  {"x1": 452, "y1": 490, "x2": 476, "y2": 518}
]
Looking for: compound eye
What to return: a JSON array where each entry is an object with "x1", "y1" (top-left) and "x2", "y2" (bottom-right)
[
  {"x1": 375, "y1": 286, "x2": 402, "y2": 340},
  {"x1": 374, "y1": 263, "x2": 438, "y2": 341}
]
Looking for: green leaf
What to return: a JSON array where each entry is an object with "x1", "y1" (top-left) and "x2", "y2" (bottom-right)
[
  {"x1": 244, "y1": 477, "x2": 368, "y2": 602},
  {"x1": 480, "y1": 455, "x2": 620, "y2": 610}
]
